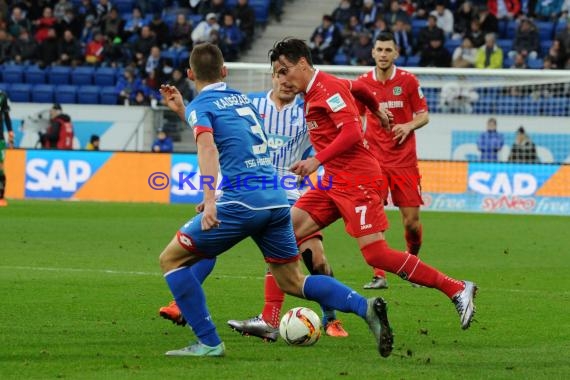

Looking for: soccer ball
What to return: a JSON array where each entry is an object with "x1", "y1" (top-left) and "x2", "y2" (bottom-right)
[{"x1": 279, "y1": 307, "x2": 322, "y2": 346}]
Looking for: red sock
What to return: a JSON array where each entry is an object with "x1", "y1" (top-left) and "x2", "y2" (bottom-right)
[
  {"x1": 261, "y1": 272, "x2": 284, "y2": 327},
  {"x1": 373, "y1": 268, "x2": 386, "y2": 278},
  {"x1": 405, "y1": 224, "x2": 423, "y2": 255},
  {"x1": 361, "y1": 240, "x2": 464, "y2": 298}
]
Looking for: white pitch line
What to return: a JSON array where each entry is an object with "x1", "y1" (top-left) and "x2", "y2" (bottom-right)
[{"x1": 1, "y1": 265, "x2": 568, "y2": 296}]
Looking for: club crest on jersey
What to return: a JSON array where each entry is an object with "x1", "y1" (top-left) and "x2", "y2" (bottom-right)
[
  {"x1": 393, "y1": 86, "x2": 402, "y2": 96},
  {"x1": 326, "y1": 93, "x2": 347, "y2": 112}
]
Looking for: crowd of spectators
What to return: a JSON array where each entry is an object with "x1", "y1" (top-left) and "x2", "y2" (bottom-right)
[
  {"x1": 0, "y1": 0, "x2": 262, "y2": 104},
  {"x1": 311, "y1": 0, "x2": 570, "y2": 70}
]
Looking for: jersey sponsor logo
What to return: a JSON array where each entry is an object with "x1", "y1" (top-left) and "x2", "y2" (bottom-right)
[
  {"x1": 325, "y1": 93, "x2": 347, "y2": 112},
  {"x1": 379, "y1": 101, "x2": 404, "y2": 109},
  {"x1": 267, "y1": 134, "x2": 292, "y2": 150},
  {"x1": 188, "y1": 110, "x2": 197, "y2": 127},
  {"x1": 418, "y1": 87, "x2": 424, "y2": 99},
  {"x1": 393, "y1": 86, "x2": 402, "y2": 96}
]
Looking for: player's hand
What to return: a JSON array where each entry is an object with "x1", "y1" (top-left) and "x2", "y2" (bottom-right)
[
  {"x1": 195, "y1": 201, "x2": 205, "y2": 213},
  {"x1": 7, "y1": 131, "x2": 14, "y2": 148},
  {"x1": 290, "y1": 157, "x2": 320, "y2": 177},
  {"x1": 375, "y1": 108, "x2": 394, "y2": 131},
  {"x1": 392, "y1": 123, "x2": 413, "y2": 144},
  {"x1": 201, "y1": 201, "x2": 221, "y2": 231},
  {"x1": 159, "y1": 85, "x2": 185, "y2": 114}
]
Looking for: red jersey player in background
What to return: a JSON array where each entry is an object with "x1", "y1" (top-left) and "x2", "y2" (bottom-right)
[
  {"x1": 357, "y1": 32, "x2": 429, "y2": 290},
  {"x1": 271, "y1": 38, "x2": 477, "y2": 340}
]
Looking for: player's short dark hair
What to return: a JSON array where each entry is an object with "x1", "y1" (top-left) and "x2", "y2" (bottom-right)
[
  {"x1": 375, "y1": 31, "x2": 398, "y2": 47},
  {"x1": 268, "y1": 38, "x2": 313, "y2": 67},
  {"x1": 190, "y1": 42, "x2": 224, "y2": 82}
]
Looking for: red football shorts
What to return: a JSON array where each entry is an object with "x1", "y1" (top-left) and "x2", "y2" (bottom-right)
[
  {"x1": 294, "y1": 183, "x2": 389, "y2": 238},
  {"x1": 381, "y1": 165, "x2": 423, "y2": 207}
]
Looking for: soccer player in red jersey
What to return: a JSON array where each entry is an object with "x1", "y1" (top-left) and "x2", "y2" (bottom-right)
[
  {"x1": 357, "y1": 32, "x2": 429, "y2": 290},
  {"x1": 271, "y1": 38, "x2": 477, "y2": 330}
]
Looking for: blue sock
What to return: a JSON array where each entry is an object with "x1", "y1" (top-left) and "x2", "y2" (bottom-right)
[
  {"x1": 303, "y1": 275, "x2": 368, "y2": 319},
  {"x1": 164, "y1": 266, "x2": 221, "y2": 347},
  {"x1": 191, "y1": 258, "x2": 216, "y2": 283},
  {"x1": 322, "y1": 307, "x2": 337, "y2": 326}
]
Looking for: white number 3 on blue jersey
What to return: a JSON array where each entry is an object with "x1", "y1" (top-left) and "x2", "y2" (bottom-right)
[{"x1": 237, "y1": 106, "x2": 268, "y2": 155}]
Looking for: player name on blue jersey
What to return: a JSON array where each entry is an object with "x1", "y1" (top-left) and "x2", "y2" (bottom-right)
[{"x1": 212, "y1": 94, "x2": 251, "y2": 110}]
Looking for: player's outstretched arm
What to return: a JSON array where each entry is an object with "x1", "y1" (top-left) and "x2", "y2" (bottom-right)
[
  {"x1": 196, "y1": 131, "x2": 221, "y2": 231},
  {"x1": 159, "y1": 85, "x2": 186, "y2": 122},
  {"x1": 348, "y1": 80, "x2": 391, "y2": 130}
]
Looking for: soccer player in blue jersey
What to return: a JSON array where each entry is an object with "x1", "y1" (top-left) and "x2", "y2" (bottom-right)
[
  {"x1": 158, "y1": 43, "x2": 393, "y2": 358},
  {"x1": 160, "y1": 76, "x2": 350, "y2": 339}
]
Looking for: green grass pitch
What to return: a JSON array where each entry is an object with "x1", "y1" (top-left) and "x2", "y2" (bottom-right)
[{"x1": 1, "y1": 200, "x2": 569, "y2": 379}]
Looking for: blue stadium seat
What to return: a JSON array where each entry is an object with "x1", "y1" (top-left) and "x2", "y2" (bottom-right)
[
  {"x1": 48, "y1": 66, "x2": 72, "y2": 85},
  {"x1": 0, "y1": 83, "x2": 10, "y2": 94},
  {"x1": 411, "y1": 19, "x2": 427, "y2": 36},
  {"x1": 100, "y1": 86, "x2": 118, "y2": 105},
  {"x1": 541, "y1": 97, "x2": 569, "y2": 116},
  {"x1": 2, "y1": 65, "x2": 25, "y2": 84},
  {"x1": 497, "y1": 39, "x2": 512, "y2": 53},
  {"x1": 24, "y1": 65, "x2": 47, "y2": 84},
  {"x1": 473, "y1": 97, "x2": 494, "y2": 114},
  {"x1": 55, "y1": 85, "x2": 78, "y2": 104},
  {"x1": 395, "y1": 56, "x2": 406, "y2": 66},
  {"x1": 114, "y1": 0, "x2": 135, "y2": 14},
  {"x1": 495, "y1": 96, "x2": 518, "y2": 114},
  {"x1": 527, "y1": 58, "x2": 543, "y2": 69},
  {"x1": 32, "y1": 84, "x2": 56, "y2": 103},
  {"x1": 518, "y1": 97, "x2": 541, "y2": 115},
  {"x1": 444, "y1": 39, "x2": 461, "y2": 55},
  {"x1": 555, "y1": 21, "x2": 567, "y2": 35},
  {"x1": 177, "y1": 51, "x2": 190, "y2": 67},
  {"x1": 189, "y1": 14, "x2": 203, "y2": 26},
  {"x1": 71, "y1": 66, "x2": 95, "y2": 85},
  {"x1": 250, "y1": 0, "x2": 270, "y2": 25},
  {"x1": 502, "y1": 57, "x2": 513, "y2": 68},
  {"x1": 406, "y1": 55, "x2": 420, "y2": 67},
  {"x1": 535, "y1": 21, "x2": 554, "y2": 40},
  {"x1": 94, "y1": 67, "x2": 117, "y2": 86},
  {"x1": 77, "y1": 85, "x2": 101, "y2": 104},
  {"x1": 333, "y1": 52, "x2": 348, "y2": 65},
  {"x1": 505, "y1": 20, "x2": 517, "y2": 39},
  {"x1": 8, "y1": 83, "x2": 32, "y2": 102},
  {"x1": 161, "y1": 50, "x2": 178, "y2": 66},
  {"x1": 540, "y1": 40, "x2": 552, "y2": 57}
]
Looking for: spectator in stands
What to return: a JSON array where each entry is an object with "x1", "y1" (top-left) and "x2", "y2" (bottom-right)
[
  {"x1": 86, "y1": 134, "x2": 100, "y2": 150},
  {"x1": 546, "y1": 39, "x2": 566, "y2": 68},
  {"x1": 219, "y1": 13, "x2": 243, "y2": 62},
  {"x1": 115, "y1": 68, "x2": 144, "y2": 105},
  {"x1": 309, "y1": 14, "x2": 343, "y2": 64},
  {"x1": 392, "y1": 19, "x2": 414, "y2": 58},
  {"x1": 201, "y1": 0, "x2": 229, "y2": 20},
  {"x1": 487, "y1": 0, "x2": 521, "y2": 20},
  {"x1": 556, "y1": 19, "x2": 570, "y2": 54},
  {"x1": 167, "y1": 68, "x2": 195, "y2": 102},
  {"x1": 152, "y1": 129, "x2": 174, "y2": 153},
  {"x1": 132, "y1": 90, "x2": 152, "y2": 106},
  {"x1": 477, "y1": 4, "x2": 499, "y2": 35},
  {"x1": 341, "y1": 14, "x2": 364, "y2": 47},
  {"x1": 452, "y1": 36, "x2": 478, "y2": 67},
  {"x1": 145, "y1": 46, "x2": 163, "y2": 77},
  {"x1": 419, "y1": 35, "x2": 452, "y2": 66},
  {"x1": 123, "y1": 7, "x2": 148, "y2": 42},
  {"x1": 347, "y1": 31, "x2": 375, "y2": 66},
  {"x1": 509, "y1": 17, "x2": 539, "y2": 60},
  {"x1": 535, "y1": 0, "x2": 563, "y2": 20},
  {"x1": 58, "y1": 29, "x2": 83, "y2": 66},
  {"x1": 171, "y1": 13, "x2": 193, "y2": 49},
  {"x1": 561, "y1": 0, "x2": 570, "y2": 19},
  {"x1": 37, "y1": 28, "x2": 59, "y2": 68},
  {"x1": 102, "y1": 7, "x2": 124, "y2": 39},
  {"x1": 54, "y1": 0, "x2": 74, "y2": 21},
  {"x1": 103, "y1": 33, "x2": 128, "y2": 67},
  {"x1": 57, "y1": 8, "x2": 83, "y2": 38},
  {"x1": 477, "y1": 117, "x2": 504, "y2": 162},
  {"x1": 360, "y1": 0, "x2": 379, "y2": 28},
  {"x1": 271, "y1": 0, "x2": 285, "y2": 23},
  {"x1": 430, "y1": 0, "x2": 454, "y2": 37},
  {"x1": 132, "y1": 25, "x2": 157, "y2": 67},
  {"x1": 454, "y1": 1, "x2": 475, "y2": 39},
  {"x1": 79, "y1": 14, "x2": 97, "y2": 45},
  {"x1": 415, "y1": 0, "x2": 438, "y2": 19},
  {"x1": 77, "y1": 0, "x2": 97, "y2": 22},
  {"x1": 510, "y1": 52, "x2": 528, "y2": 68},
  {"x1": 191, "y1": 13, "x2": 220, "y2": 45},
  {"x1": 85, "y1": 30, "x2": 106, "y2": 65},
  {"x1": 332, "y1": 0, "x2": 357, "y2": 26},
  {"x1": 384, "y1": 0, "x2": 411, "y2": 27},
  {"x1": 475, "y1": 32, "x2": 504, "y2": 68},
  {"x1": 466, "y1": 18, "x2": 485, "y2": 47},
  {"x1": 439, "y1": 77, "x2": 480, "y2": 113},
  {"x1": 8, "y1": 6, "x2": 32, "y2": 39},
  {"x1": 0, "y1": 29, "x2": 12, "y2": 64},
  {"x1": 95, "y1": 0, "x2": 113, "y2": 25},
  {"x1": 39, "y1": 104, "x2": 74, "y2": 150},
  {"x1": 233, "y1": 0, "x2": 256, "y2": 50},
  {"x1": 508, "y1": 126, "x2": 538, "y2": 163},
  {"x1": 34, "y1": 7, "x2": 57, "y2": 43},
  {"x1": 369, "y1": 15, "x2": 390, "y2": 42},
  {"x1": 150, "y1": 13, "x2": 171, "y2": 49},
  {"x1": 416, "y1": 15, "x2": 445, "y2": 53},
  {"x1": 10, "y1": 29, "x2": 38, "y2": 64}
]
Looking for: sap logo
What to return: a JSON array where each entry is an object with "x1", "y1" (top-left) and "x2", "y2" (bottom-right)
[
  {"x1": 468, "y1": 172, "x2": 537, "y2": 196},
  {"x1": 26, "y1": 159, "x2": 91, "y2": 192},
  {"x1": 267, "y1": 136, "x2": 287, "y2": 149}
]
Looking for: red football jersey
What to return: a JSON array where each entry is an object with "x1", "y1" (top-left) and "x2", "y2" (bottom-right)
[
  {"x1": 304, "y1": 70, "x2": 381, "y2": 183},
  {"x1": 357, "y1": 67, "x2": 428, "y2": 167}
]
